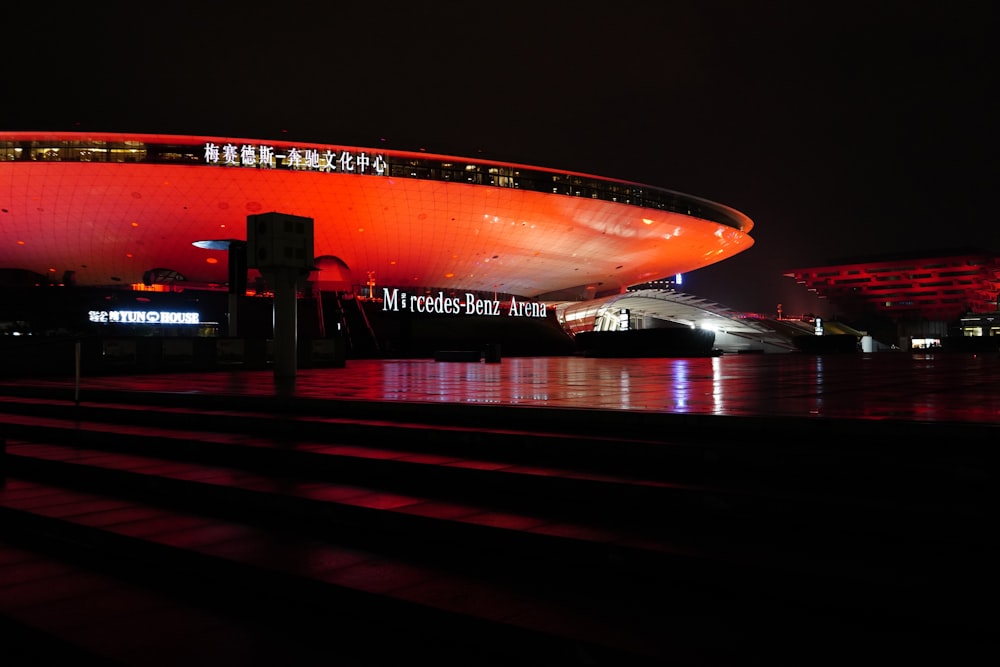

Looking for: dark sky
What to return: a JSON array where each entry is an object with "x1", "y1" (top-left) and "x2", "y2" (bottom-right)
[{"x1": 3, "y1": 1, "x2": 994, "y2": 316}]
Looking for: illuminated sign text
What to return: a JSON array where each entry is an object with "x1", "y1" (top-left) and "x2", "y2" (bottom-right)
[
  {"x1": 203, "y1": 142, "x2": 387, "y2": 175},
  {"x1": 88, "y1": 310, "x2": 201, "y2": 325},
  {"x1": 381, "y1": 289, "x2": 546, "y2": 318}
]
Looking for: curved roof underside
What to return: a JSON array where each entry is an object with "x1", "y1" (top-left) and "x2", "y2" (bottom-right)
[
  {"x1": 553, "y1": 290, "x2": 800, "y2": 352},
  {"x1": 0, "y1": 133, "x2": 755, "y2": 298}
]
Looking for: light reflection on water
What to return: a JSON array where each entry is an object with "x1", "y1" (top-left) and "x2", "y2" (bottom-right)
[
  {"x1": 670, "y1": 359, "x2": 688, "y2": 411},
  {"x1": 100, "y1": 351, "x2": 995, "y2": 424},
  {"x1": 710, "y1": 356, "x2": 724, "y2": 415}
]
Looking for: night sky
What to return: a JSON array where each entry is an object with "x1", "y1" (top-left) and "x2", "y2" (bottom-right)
[{"x1": 3, "y1": 1, "x2": 994, "y2": 316}]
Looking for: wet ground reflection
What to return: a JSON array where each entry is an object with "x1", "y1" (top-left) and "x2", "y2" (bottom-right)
[{"x1": 12, "y1": 351, "x2": 999, "y2": 425}]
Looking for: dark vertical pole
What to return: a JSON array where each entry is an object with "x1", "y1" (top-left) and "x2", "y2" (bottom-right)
[
  {"x1": 228, "y1": 241, "x2": 247, "y2": 338},
  {"x1": 266, "y1": 267, "x2": 299, "y2": 396},
  {"x1": 74, "y1": 339, "x2": 81, "y2": 405}
]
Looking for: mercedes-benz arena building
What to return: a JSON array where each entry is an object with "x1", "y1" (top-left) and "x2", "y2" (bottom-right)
[{"x1": 1, "y1": 132, "x2": 764, "y2": 358}]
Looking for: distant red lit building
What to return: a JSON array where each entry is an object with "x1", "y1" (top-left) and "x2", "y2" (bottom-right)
[
  {"x1": 784, "y1": 250, "x2": 1000, "y2": 323},
  {"x1": 0, "y1": 131, "x2": 762, "y2": 355}
]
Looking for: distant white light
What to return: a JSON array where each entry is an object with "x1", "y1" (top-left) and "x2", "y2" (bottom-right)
[{"x1": 193, "y1": 240, "x2": 234, "y2": 250}]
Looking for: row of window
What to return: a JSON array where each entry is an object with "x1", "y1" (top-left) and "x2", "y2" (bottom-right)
[{"x1": 0, "y1": 138, "x2": 745, "y2": 230}]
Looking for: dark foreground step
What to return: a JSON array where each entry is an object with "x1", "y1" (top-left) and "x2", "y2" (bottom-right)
[
  {"x1": 3, "y1": 476, "x2": 992, "y2": 666},
  {"x1": 3, "y1": 477, "x2": 993, "y2": 667},
  {"x1": 2, "y1": 384, "x2": 996, "y2": 491},
  {"x1": 2, "y1": 435, "x2": 991, "y2": 641},
  {"x1": 0, "y1": 540, "x2": 367, "y2": 667},
  {"x1": 1, "y1": 405, "x2": 992, "y2": 619},
  {"x1": 1, "y1": 386, "x2": 995, "y2": 664},
  {"x1": 3, "y1": 411, "x2": 985, "y2": 554},
  {"x1": 0, "y1": 392, "x2": 991, "y2": 530},
  {"x1": 3, "y1": 395, "x2": 991, "y2": 593},
  {"x1": 0, "y1": 477, "x2": 757, "y2": 666}
]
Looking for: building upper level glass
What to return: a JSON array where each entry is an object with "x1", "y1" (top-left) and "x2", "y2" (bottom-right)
[{"x1": 0, "y1": 132, "x2": 751, "y2": 233}]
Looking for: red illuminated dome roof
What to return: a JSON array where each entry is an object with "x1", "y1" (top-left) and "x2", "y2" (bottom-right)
[{"x1": 0, "y1": 132, "x2": 754, "y2": 299}]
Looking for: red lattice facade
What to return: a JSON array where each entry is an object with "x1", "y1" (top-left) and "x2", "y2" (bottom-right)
[{"x1": 785, "y1": 251, "x2": 1000, "y2": 322}]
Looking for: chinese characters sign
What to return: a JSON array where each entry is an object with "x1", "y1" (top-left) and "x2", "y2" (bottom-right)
[{"x1": 203, "y1": 142, "x2": 388, "y2": 175}]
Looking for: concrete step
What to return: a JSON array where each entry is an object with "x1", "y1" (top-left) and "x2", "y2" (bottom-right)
[
  {"x1": 1, "y1": 434, "x2": 987, "y2": 627},
  {"x1": 1, "y1": 394, "x2": 989, "y2": 562},
  {"x1": 0, "y1": 539, "x2": 360, "y2": 667},
  {"x1": 0, "y1": 390, "x2": 992, "y2": 510},
  {"x1": 0, "y1": 477, "x2": 747, "y2": 665},
  {"x1": 0, "y1": 388, "x2": 994, "y2": 663}
]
